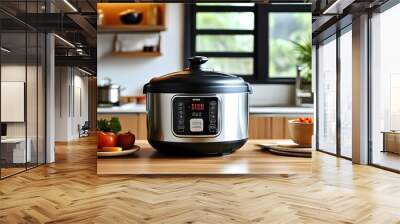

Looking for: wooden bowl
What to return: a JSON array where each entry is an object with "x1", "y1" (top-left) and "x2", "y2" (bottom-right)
[{"x1": 288, "y1": 120, "x2": 313, "y2": 147}]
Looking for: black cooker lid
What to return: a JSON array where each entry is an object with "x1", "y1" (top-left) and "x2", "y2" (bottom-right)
[{"x1": 143, "y1": 56, "x2": 252, "y2": 94}]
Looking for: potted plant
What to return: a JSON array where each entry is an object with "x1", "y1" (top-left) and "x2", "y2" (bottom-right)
[
  {"x1": 292, "y1": 38, "x2": 312, "y2": 84},
  {"x1": 292, "y1": 39, "x2": 313, "y2": 105}
]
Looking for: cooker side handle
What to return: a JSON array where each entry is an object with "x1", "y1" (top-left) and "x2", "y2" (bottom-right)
[
  {"x1": 246, "y1": 82, "x2": 253, "y2": 94},
  {"x1": 143, "y1": 83, "x2": 149, "y2": 113}
]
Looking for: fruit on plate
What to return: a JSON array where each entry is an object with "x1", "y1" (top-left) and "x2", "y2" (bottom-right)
[
  {"x1": 99, "y1": 146, "x2": 123, "y2": 152},
  {"x1": 117, "y1": 131, "x2": 136, "y2": 149},
  {"x1": 293, "y1": 117, "x2": 314, "y2": 124},
  {"x1": 97, "y1": 131, "x2": 118, "y2": 148}
]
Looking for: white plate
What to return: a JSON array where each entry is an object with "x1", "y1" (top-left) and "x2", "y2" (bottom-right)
[{"x1": 97, "y1": 145, "x2": 140, "y2": 157}]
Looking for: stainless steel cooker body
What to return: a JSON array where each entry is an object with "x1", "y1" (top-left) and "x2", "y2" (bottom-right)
[
  {"x1": 146, "y1": 92, "x2": 249, "y2": 144},
  {"x1": 143, "y1": 56, "x2": 251, "y2": 155}
]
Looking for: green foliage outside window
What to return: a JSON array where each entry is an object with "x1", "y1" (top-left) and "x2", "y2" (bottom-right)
[{"x1": 269, "y1": 13, "x2": 312, "y2": 79}]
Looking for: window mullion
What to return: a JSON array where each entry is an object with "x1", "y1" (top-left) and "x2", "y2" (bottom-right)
[
  {"x1": 195, "y1": 6, "x2": 254, "y2": 12},
  {"x1": 184, "y1": 4, "x2": 196, "y2": 67},
  {"x1": 196, "y1": 52, "x2": 253, "y2": 57},
  {"x1": 195, "y1": 30, "x2": 254, "y2": 35},
  {"x1": 255, "y1": 4, "x2": 268, "y2": 82}
]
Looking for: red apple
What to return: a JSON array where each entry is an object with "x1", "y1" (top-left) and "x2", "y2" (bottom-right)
[
  {"x1": 117, "y1": 131, "x2": 136, "y2": 149},
  {"x1": 97, "y1": 131, "x2": 118, "y2": 148}
]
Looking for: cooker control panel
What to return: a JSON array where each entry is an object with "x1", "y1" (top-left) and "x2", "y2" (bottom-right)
[{"x1": 172, "y1": 96, "x2": 219, "y2": 136}]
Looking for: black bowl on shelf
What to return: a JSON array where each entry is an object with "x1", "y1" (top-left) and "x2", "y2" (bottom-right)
[{"x1": 120, "y1": 10, "x2": 143, "y2": 25}]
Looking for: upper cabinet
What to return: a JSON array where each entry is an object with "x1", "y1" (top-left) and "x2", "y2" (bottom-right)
[{"x1": 97, "y1": 3, "x2": 166, "y2": 33}]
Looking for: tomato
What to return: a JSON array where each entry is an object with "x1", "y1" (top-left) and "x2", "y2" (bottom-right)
[
  {"x1": 117, "y1": 132, "x2": 136, "y2": 149},
  {"x1": 97, "y1": 131, "x2": 118, "y2": 148},
  {"x1": 294, "y1": 117, "x2": 314, "y2": 124}
]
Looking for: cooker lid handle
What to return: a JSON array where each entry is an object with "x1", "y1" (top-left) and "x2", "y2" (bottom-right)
[
  {"x1": 143, "y1": 83, "x2": 149, "y2": 94},
  {"x1": 188, "y1": 56, "x2": 208, "y2": 70}
]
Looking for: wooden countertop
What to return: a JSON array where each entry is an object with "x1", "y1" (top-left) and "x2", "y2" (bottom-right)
[{"x1": 97, "y1": 140, "x2": 311, "y2": 175}]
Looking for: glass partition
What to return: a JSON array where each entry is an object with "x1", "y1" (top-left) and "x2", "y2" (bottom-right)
[
  {"x1": 38, "y1": 32, "x2": 46, "y2": 165},
  {"x1": 0, "y1": 15, "x2": 28, "y2": 177},
  {"x1": 0, "y1": 0, "x2": 46, "y2": 179},
  {"x1": 317, "y1": 36, "x2": 337, "y2": 155},
  {"x1": 27, "y1": 30, "x2": 38, "y2": 169}
]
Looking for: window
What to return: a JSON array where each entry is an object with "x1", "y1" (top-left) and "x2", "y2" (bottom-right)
[
  {"x1": 185, "y1": 4, "x2": 311, "y2": 84},
  {"x1": 370, "y1": 4, "x2": 400, "y2": 171},
  {"x1": 339, "y1": 27, "x2": 352, "y2": 159}
]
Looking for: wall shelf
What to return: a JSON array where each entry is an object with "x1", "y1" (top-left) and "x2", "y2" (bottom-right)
[
  {"x1": 98, "y1": 25, "x2": 166, "y2": 33},
  {"x1": 98, "y1": 3, "x2": 166, "y2": 57},
  {"x1": 111, "y1": 51, "x2": 161, "y2": 58}
]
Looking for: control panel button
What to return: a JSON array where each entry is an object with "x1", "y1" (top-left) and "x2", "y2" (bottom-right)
[
  {"x1": 209, "y1": 124, "x2": 216, "y2": 132},
  {"x1": 190, "y1": 118, "x2": 203, "y2": 132}
]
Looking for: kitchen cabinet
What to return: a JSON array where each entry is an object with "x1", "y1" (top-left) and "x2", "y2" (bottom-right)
[
  {"x1": 98, "y1": 113, "x2": 292, "y2": 140},
  {"x1": 249, "y1": 116, "x2": 291, "y2": 139},
  {"x1": 97, "y1": 114, "x2": 147, "y2": 140}
]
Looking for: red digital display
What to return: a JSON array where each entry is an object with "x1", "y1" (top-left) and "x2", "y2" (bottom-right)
[{"x1": 191, "y1": 103, "x2": 204, "y2": 111}]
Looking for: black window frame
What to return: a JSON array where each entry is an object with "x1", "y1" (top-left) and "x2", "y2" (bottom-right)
[{"x1": 184, "y1": 3, "x2": 311, "y2": 84}]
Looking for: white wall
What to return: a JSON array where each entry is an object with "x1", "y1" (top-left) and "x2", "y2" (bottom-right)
[
  {"x1": 249, "y1": 84, "x2": 294, "y2": 106},
  {"x1": 98, "y1": 4, "x2": 184, "y2": 96},
  {"x1": 97, "y1": 3, "x2": 295, "y2": 106},
  {"x1": 1, "y1": 65, "x2": 42, "y2": 137},
  {"x1": 1, "y1": 64, "x2": 46, "y2": 164},
  {"x1": 54, "y1": 67, "x2": 89, "y2": 141},
  {"x1": 1, "y1": 65, "x2": 27, "y2": 138}
]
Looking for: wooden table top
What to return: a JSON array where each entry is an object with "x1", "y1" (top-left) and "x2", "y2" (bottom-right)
[{"x1": 97, "y1": 140, "x2": 311, "y2": 175}]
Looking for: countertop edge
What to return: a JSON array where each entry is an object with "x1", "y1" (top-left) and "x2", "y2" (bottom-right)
[{"x1": 98, "y1": 108, "x2": 314, "y2": 115}]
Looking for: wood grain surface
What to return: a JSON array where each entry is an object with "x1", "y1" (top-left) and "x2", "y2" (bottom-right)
[
  {"x1": 97, "y1": 140, "x2": 311, "y2": 175},
  {"x1": 1, "y1": 136, "x2": 400, "y2": 223}
]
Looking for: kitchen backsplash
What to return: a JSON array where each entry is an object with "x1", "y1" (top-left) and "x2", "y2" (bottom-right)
[{"x1": 249, "y1": 84, "x2": 295, "y2": 106}]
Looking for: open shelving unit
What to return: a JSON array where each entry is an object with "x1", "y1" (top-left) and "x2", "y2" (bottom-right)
[
  {"x1": 97, "y1": 25, "x2": 166, "y2": 33},
  {"x1": 97, "y1": 3, "x2": 166, "y2": 57},
  {"x1": 111, "y1": 51, "x2": 161, "y2": 58}
]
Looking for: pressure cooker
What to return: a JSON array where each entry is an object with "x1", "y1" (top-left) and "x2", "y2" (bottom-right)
[{"x1": 143, "y1": 56, "x2": 252, "y2": 156}]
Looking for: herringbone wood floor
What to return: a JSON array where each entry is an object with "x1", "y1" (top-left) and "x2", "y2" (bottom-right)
[{"x1": 1, "y1": 136, "x2": 400, "y2": 224}]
